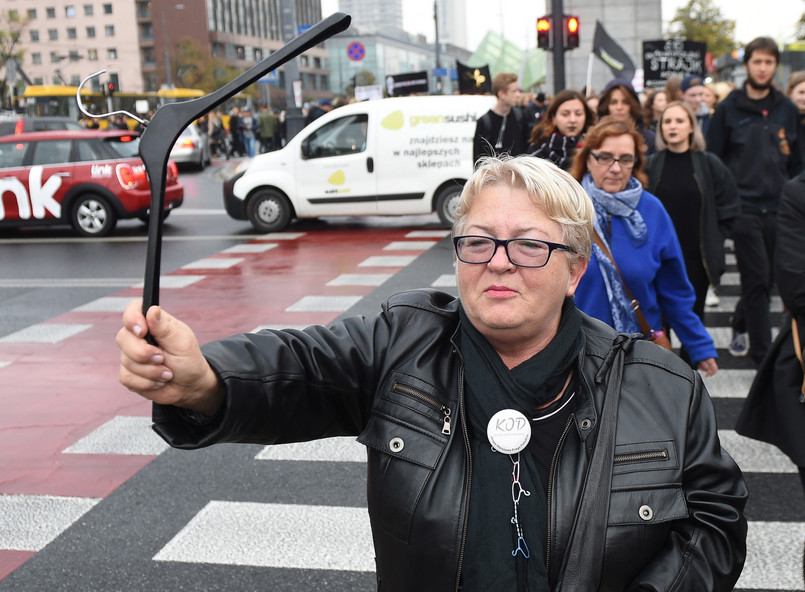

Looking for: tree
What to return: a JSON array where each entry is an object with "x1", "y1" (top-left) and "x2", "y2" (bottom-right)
[
  {"x1": 345, "y1": 69, "x2": 376, "y2": 97},
  {"x1": 174, "y1": 37, "x2": 256, "y2": 100},
  {"x1": 0, "y1": 9, "x2": 27, "y2": 109},
  {"x1": 665, "y1": 0, "x2": 737, "y2": 58}
]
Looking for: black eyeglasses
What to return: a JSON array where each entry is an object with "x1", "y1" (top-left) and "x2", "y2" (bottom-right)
[
  {"x1": 589, "y1": 151, "x2": 637, "y2": 169},
  {"x1": 453, "y1": 235, "x2": 575, "y2": 268}
]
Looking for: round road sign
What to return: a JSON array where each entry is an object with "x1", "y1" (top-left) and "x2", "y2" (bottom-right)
[{"x1": 347, "y1": 41, "x2": 366, "y2": 62}]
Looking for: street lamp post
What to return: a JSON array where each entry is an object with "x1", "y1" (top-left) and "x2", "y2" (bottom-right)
[
  {"x1": 434, "y1": 0, "x2": 442, "y2": 94},
  {"x1": 161, "y1": 3, "x2": 184, "y2": 88},
  {"x1": 280, "y1": 0, "x2": 304, "y2": 140}
]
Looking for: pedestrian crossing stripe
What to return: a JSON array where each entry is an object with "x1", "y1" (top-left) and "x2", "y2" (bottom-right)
[
  {"x1": 153, "y1": 502, "x2": 375, "y2": 572},
  {"x1": 0, "y1": 495, "x2": 100, "y2": 551},
  {"x1": 382, "y1": 241, "x2": 439, "y2": 251}
]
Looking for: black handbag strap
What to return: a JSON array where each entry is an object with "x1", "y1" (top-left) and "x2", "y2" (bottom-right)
[{"x1": 555, "y1": 333, "x2": 633, "y2": 590}]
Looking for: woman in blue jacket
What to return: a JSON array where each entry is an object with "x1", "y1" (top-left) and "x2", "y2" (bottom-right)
[{"x1": 570, "y1": 117, "x2": 719, "y2": 375}]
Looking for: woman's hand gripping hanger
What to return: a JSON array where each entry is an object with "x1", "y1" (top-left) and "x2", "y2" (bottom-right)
[{"x1": 76, "y1": 13, "x2": 351, "y2": 345}]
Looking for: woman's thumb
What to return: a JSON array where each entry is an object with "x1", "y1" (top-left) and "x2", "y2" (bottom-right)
[{"x1": 145, "y1": 305, "x2": 168, "y2": 338}]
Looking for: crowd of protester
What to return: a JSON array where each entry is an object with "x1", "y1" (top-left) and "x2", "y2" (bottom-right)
[{"x1": 472, "y1": 36, "x2": 805, "y2": 500}]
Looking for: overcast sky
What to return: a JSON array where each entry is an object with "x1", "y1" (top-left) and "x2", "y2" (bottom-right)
[{"x1": 321, "y1": 0, "x2": 804, "y2": 51}]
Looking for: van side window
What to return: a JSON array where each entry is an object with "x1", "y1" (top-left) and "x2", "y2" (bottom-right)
[
  {"x1": 30, "y1": 140, "x2": 72, "y2": 165},
  {"x1": 0, "y1": 142, "x2": 27, "y2": 168},
  {"x1": 303, "y1": 114, "x2": 368, "y2": 159}
]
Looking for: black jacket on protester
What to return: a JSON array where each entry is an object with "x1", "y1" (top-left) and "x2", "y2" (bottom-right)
[
  {"x1": 737, "y1": 172, "x2": 805, "y2": 466},
  {"x1": 706, "y1": 84, "x2": 803, "y2": 212},
  {"x1": 645, "y1": 149, "x2": 741, "y2": 286},
  {"x1": 472, "y1": 107, "x2": 530, "y2": 166},
  {"x1": 152, "y1": 290, "x2": 747, "y2": 591}
]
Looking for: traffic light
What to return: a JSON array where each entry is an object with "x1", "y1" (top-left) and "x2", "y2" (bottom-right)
[
  {"x1": 537, "y1": 16, "x2": 552, "y2": 50},
  {"x1": 565, "y1": 16, "x2": 580, "y2": 49},
  {"x1": 107, "y1": 82, "x2": 116, "y2": 96}
]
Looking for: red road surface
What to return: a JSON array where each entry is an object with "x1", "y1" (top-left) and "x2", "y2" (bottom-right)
[{"x1": 0, "y1": 227, "x2": 439, "y2": 580}]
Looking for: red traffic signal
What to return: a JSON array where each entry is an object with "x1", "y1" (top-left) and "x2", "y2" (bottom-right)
[
  {"x1": 565, "y1": 16, "x2": 580, "y2": 49},
  {"x1": 107, "y1": 82, "x2": 116, "y2": 96},
  {"x1": 537, "y1": 16, "x2": 552, "y2": 49}
]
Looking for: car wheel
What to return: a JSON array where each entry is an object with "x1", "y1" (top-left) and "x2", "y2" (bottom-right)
[
  {"x1": 247, "y1": 189, "x2": 292, "y2": 232},
  {"x1": 71, "y1": 194, "x2": 117, "y2": 237},
  {"x1": 435, "y1": 184, "x2": 463, "y2": 227}
]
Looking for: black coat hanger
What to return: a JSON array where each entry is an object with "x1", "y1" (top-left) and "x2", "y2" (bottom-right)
[{"x1": 77, "y1": 13, "x2": 350, "y2": 343}]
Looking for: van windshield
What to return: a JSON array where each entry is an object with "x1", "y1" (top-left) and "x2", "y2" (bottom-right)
[{"x1": 303, "y1": 114, "x2": 368, "y2": 159}]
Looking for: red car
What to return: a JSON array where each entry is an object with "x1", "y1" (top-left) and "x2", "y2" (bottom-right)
[{"x1": 0, "y1": 129, "x2": 183, "y2": 236}]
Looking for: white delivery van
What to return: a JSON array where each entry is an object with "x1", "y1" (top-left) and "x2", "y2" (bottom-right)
[{"x1": 222, "y1": 94, "x2": 496, "y2": 232}]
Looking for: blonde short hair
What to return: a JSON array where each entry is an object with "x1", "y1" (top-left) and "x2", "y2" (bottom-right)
[{"x1": 454, "y1": 156, "x2": 593, "y2": 267}]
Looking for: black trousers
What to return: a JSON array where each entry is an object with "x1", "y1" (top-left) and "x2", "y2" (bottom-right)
[{"x1": 731, "y1": 211, "x2": 777, "y2": 365}]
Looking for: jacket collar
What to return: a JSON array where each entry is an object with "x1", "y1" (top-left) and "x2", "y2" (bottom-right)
[{"x1": 735, "y1": 83, "x2": 784, "y2": 113}]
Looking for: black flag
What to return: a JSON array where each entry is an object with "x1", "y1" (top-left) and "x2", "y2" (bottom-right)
[
  {"x1": 457, "y1": 61, "x2": 492, "y2": 95},
  {"x1": 592, "y1": 21, "x2": 636, "y2": 83}
]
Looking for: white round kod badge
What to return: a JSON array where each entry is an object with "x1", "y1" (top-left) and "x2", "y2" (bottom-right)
[{"x1": 487, "y1": 409, "x2": 531, "y2": 454}]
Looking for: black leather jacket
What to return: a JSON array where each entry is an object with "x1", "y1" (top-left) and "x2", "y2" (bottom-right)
[{"x1": 154, "y1": 290, "x2": 747, "y2": 591}]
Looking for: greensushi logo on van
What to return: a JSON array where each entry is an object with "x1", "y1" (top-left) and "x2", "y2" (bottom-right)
[
  {"x1": 381, "y1": 110, "x2": 481, "y2": 131},
  {"x1": 381, "y1": 111, "x2": 404, "y2": 130},
  {"x1": 409, "y1": 112, "x2": 481, "y2": 127}
]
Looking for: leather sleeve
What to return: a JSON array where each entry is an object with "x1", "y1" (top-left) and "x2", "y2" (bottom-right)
[
  {"x1": 626, "y1": 372, "x2": 748, "y2": 591},
  {"x1": 152, "y1": 313, "x2": 388, "y2": 449}
]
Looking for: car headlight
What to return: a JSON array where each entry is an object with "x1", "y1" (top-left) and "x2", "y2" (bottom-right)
[{"x1": 234, "y1": 158, "x2": 252, "y2": 174}]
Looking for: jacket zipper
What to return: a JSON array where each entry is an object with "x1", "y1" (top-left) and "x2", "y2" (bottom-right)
[
  {"x1": 392, "y1": 381, "x2": 451, "y2": 435},
  {"x1": 613, "y1": 449, "x2": 668, "y2": 464},
  {"x1": 545, "y1": 414, "x2": 574, "y2": 580},
  {"x1": 455, "y1": 368, "x2": 471, "y2": 592}
]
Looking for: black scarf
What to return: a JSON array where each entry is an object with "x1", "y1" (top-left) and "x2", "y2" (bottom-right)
[
  {"x1": 530, "y1": 132, "x2": 580, "y2": 171},
  {"x1": 459, "y1": 298, "x2": 584, "y2": 592}
]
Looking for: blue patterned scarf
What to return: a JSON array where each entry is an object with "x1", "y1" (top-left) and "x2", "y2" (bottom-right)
[{"x1": 581, "y1": 173, "x2": 645, "y2": 333}]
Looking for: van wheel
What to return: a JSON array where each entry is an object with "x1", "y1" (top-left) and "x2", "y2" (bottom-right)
[
  {"x1": 247, "y1": 189, "x2": 292, "y2": 232},
  {"x1": 435, "y1": 185, "x2": 462, "y2": 227},
  {"x1": 72, "y1": 194, "x2": 117, "y2": 237}
]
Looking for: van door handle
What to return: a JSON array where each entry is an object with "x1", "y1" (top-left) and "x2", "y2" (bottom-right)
[{"x1": 366, "y1": 157, "x2": 374, "y2": 173}]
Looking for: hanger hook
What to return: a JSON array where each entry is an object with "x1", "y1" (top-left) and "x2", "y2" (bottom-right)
[{"x1": 76, "y1": 69, "x2": 147, "y2": 126}]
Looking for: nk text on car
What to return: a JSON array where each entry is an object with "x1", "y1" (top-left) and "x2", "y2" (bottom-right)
[{"x1": 0, "y1": 129, "x2": 183, "y2": 236}]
